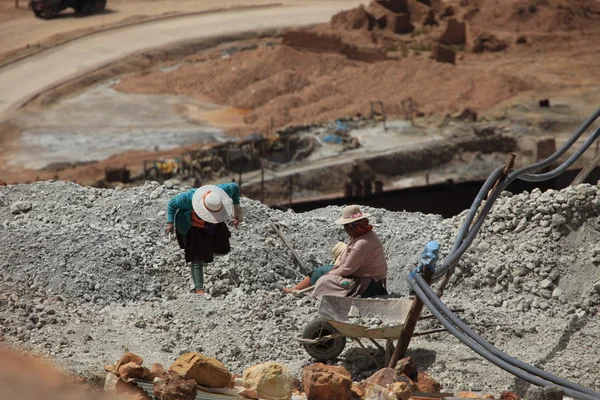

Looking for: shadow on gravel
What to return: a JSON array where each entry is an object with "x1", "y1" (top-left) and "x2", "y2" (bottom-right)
[
  {"x1": 512, "y1": 316, "x2": 590, "y2": 395},
  {"x1": 339, "y1": 346, "x2": 437, "y2": 378}
]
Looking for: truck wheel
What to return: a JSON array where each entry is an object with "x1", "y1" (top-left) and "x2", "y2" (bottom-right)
[{"x1": 302, "y1": 317, "x2": 346, "y2": 362}]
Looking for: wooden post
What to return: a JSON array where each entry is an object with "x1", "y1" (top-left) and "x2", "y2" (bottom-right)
[
  {"x1": 571, "y1": 150, "x2": 600, "y2": 186},
  {"x1": 15, "y1": 0, "x2": 19, "y2": 8},
  {"x1": 388, "y1": 264, "x2": 434, "y2": 368}
]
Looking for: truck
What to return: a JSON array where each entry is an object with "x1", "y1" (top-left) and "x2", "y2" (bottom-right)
[{"x1": 30, "y1": 0, "x2": 107, "y2": 19}]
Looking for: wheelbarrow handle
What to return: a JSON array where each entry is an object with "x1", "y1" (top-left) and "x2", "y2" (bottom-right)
[{"x1": 294, "y1": 333, "x2": 344, "y2": 344}]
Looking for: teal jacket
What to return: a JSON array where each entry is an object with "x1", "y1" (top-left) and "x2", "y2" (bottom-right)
[{"x1": 167, "y1": 182, "x2": 240, "y2": 235}]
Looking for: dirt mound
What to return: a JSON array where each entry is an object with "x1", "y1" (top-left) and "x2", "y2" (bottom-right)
[
  {"x1": 115, "y1": 45, "x2": 531, "y2": 133},
  {"x1": 458, "y1": 0, "x2": 600, "y2": 35}
]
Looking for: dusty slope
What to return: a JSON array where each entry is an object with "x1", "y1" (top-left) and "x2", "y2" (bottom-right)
[
  {"x1": 114, "y1": 0, "x2": 600, "y2": 134},
  {"x1": 1, "y1": 181, "x2": 599, "y2": 394}
]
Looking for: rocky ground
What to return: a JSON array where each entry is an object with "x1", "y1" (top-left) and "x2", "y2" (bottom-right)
[{"x1": 0, "y1": 180, "x2": 599, "y2": 395}]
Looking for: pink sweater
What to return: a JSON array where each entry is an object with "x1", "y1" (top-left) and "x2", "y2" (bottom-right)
[{"x1": 329, "y1": 230, "x2": 388, "y2": 279}]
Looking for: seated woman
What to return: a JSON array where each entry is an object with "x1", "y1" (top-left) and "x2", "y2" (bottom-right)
[
  {"x1": 282, "y1": 242, "x2": 347, "y2": 294},
  {"x1": 312, "y1": 205, "x2": 388, "y2": 300}
]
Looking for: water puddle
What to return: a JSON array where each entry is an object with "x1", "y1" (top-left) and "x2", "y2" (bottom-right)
[{"x1": 10, "y1": 81, "x2": 241, "y2": 170}]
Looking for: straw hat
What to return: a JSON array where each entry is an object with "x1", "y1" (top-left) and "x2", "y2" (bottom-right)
[
  {"x1": 192, "y1": 185, "x2": 234, "y2": 224},
  {"x1": 331, "y1": 242, "x2": 347, "y2": 261},
  {"x1": 335, "y1": 205, "x2": 371, "y2": 225}
]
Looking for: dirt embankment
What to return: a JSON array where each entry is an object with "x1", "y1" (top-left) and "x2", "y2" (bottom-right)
[{"x1": 114, "y1": 0, "x2": 600, "y2": 135}]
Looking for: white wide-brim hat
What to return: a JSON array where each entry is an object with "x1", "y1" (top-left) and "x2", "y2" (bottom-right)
[
  {"x1": 192, "y1": 185, "x2": 234, "y2": 224},
  {"x1": 335, "y1": 205, "x2": 371, "y2": 225}
]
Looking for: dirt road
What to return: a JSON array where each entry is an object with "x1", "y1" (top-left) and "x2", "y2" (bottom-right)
[{"x1": 0, "y1": 1, "x2": 362, "y2": 120}]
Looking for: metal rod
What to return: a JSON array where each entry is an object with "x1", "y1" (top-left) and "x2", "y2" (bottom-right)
[
  {"x1": 355, "y1": 338, "x2": 382, "y2": 368},
  {"x1": 412, "y1": 328, "x2": 448, "y2": 337}
]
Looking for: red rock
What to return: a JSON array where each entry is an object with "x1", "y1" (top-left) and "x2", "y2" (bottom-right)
[
  {"x1": 365, "y1": 368, "x2": 397, "y2": 388},
  {"x1": 416, "y1": 371, "x2": 440, "y2": 393},
  {"x1": 394, "y1": 357, "x2": 418, "y2": 381},
  {"x1": 154, "y1": 373, "x2": 197, "y2": 400},
  {"x1": 500, "y1": 391, "x2": 521, "y2": 400},
  {"x1": 331, "y1": 5, "x2": 370, "y2": 30},
  {"x1": 302, "y1": 363, "x2": 352, "y2": 400}
]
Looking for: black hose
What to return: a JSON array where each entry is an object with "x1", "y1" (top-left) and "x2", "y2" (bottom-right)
[
  {"x1": 408, "y1": 109, "x2": 600, "y2": 397},
  {"x1": 413, "y1": 274, "x2": 600, "y2": 398},
  {"x1": 410, "y1": 280, "x2": 600, "y2": 400}
]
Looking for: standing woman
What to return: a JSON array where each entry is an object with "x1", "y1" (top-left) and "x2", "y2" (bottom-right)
[{"x1": 165, "y1": 182, "x2": 244, "y2": 294}]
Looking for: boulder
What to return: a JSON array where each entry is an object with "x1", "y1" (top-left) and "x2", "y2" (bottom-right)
[
  {"x1": 423, "y1": 9, "x2": 438, "y2": 25},
  {"x1": 242, "y1": 362, "x2": 293, "y2": 400},
  {"x1": 104, "y1": 372, "x2": 119, "y2": 392},
  {"x1": 302, "y1": 364, "x2": 352, "y2": 400},
  {"x1": 416, "y1": 371, "x2": 440, "y2": 393},
  {"x1": 432, "y1": 44, "x2": 456, "y2": 64},
  {"x1": 115, "y1": 352, "x2": 144, "y2": 371},
  {"x1": 394, "y1": 357, "x2": 418, "y2": 381},
  {"x1": 118, "y1": 362, "x2": 146, "y2": 381},
  {"x1": 390, "y1": 382, "x2": 412, "y2": 400},
  {"x1": 169, "y1": 353, "x2": 232, "y2": 388},
  {"x1": 439, "y1": 18, "x2": 467, "y2": 45},
  {"x1": 365, "y1": 368, "x2": 397, "y2": 388},
  {"x1": 153, "y1": 374, "x2": 197, "y2": 400}
]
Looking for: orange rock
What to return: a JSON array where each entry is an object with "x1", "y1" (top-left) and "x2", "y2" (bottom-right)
[
  {"x1": 115, "y1": 352, "x2": 144, "y2": 371},
  {"x1": 118, "y1": 362, "x2": 146, "y2": 381},
  {"x1": 458, "y1": 392, "x2": 483, "y2": 398},
  {"x1": 169, "y1": 353, "x2": 232, "y2": 388},
  {"x1": 416, "y1": 371, "x2": 440, "y2": 393},
  {"x1": 302, "y1": 363, "x2": 352, "y2": 400}
]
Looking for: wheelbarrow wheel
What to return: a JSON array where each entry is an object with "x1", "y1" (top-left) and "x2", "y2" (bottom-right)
[{"x1": 302, "y1": 317, "x2": 346, "y2": 362}]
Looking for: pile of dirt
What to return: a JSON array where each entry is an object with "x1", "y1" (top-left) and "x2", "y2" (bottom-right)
[
  {"x1": 113, "y1": 0, "x2": 600, "y2": 134},
  {"x1": 113, "y1": 45, "x2": 531, "y2": 134},
  {"x1": 1, "y1": 180, "x2": 599, "y2": 393}
]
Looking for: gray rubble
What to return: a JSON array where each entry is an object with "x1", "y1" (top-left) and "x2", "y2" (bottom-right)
[{"x1": 0, "y1": 181, "x2": 599, "y2": 395}]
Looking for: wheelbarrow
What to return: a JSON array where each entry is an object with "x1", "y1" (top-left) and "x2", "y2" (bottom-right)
[{"x1": 295, "y1": 296, "x2": 415, "y2": 365}]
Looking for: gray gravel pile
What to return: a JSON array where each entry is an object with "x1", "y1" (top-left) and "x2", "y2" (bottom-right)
[{"x1": 0, "y1": 181, "x2": 599, "y2": 394}]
